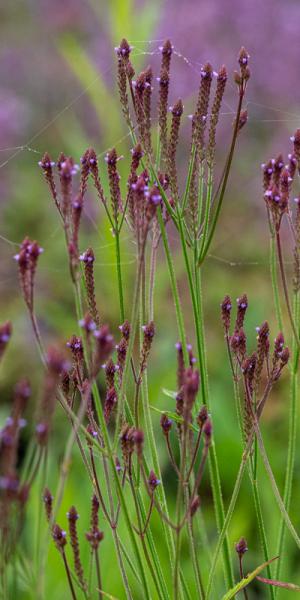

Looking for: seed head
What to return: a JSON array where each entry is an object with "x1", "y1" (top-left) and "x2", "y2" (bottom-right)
[
  {"x1": 203, "y1": 418, "x2": 212, "y2": 443},
  {"x1": 220, "y1": 296, "x2": 232, "y2": 333},
  {"x1": 104, "y1": 387, "x2": 117, "y2": 423},
  {"x1": 197, "y1": 405, "x2": 208, "y2": 427},
  {"x1": 148, "y1": 470, "x2": 160, "y2": 492},
  {"x1": 160, "y1": 413, "x2": 172, "y2": 435},
  {"x1": 235, "y1": 537, "x2": 248, "y2": 556},
  {"x1": 235, "y1": 294, "x2": 248, "y2": 330},
  {"x1": 261, "y1": 159, "x2": 274, "y2": 191},
  {"x1": 140, "y1": 321, "x2": 155, "y2": 374},
  {"x1": 43, "y1": 488, "x2": 53, "y2": 522},
  {"x1": 0, "y1": 321, "x2": 12, "y2": 361},
  {"x1": 133, "y1": 429, "x2": 144, "y2": 455},
  {"x1": 52, "y1": 524, "x2": 67, "y2": 550}
]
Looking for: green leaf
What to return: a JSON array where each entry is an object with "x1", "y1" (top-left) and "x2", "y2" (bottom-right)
[
  {"x1": 150, "y1": 405, "x2": 199, "y2": 432},
  {"x1": 222, "y1": 557, "x2": 279, "y2": 600}
]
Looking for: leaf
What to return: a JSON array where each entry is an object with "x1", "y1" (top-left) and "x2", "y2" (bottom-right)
[
  {"x1": 161, "y1": 387, "x2": 177, "y2": 399},
  {"x1": 221, "y1": 556, "x2": 279, "y2": 600},
  {"x1": 150, "y1": 405, "x2": 199, "y2": 432},
  {"x1": 256, "y1": 576, "x2": 300, "y2": 591}
]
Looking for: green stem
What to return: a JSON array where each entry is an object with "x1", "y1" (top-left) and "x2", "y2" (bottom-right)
[
  {"x1": 275, "y1": 291, "x2": 300, "y2": 587},
  {"x1": 176, "y1": 212, "x2": 234, "y2": 589},
  {"x1": 194, "y1": 255, "x2": 234, "y2": 589},
  {"x1": 205, "y1": 438, "x2": 252, "y2": 599},
  {"x1": 129, "y1": 475, "x2": 165, "y2": 600},
  {"x1": 157, "y1": 208, "x2": 188, "y2": 365},
  {"x1": 92, "y1": 381, "x2": 152, "y2": 600},
  {"x1": 113, "y1": 242, "x2": 145, "y2": 449},
  {"x1": 185, "y1": 487, "x2": 205, "y2": 600},
  {"x1": 233, "y1": 380, "x2": 274, "y2": 599},
  {"x1": 199, "y1": 167, "x2": 213, "y2": 256},
  {"x1": 181, "y1": 145, "x2": 197, "y2": 216},
  {"x1": 270, "y1": 235, "x2": 283, "y2": 332},
  {"x1": 276, "y1": 229, "x2": 300, "y2": 345},
  {"x1": 198, "y1": 91, "x2": 244, "y2": 265},
  {"x1": 115, "y1": 226, "x2": 125, "y2": 322}
]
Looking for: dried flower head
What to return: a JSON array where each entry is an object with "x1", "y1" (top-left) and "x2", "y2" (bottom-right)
[
  {"x1": 104, "y1": 387, "x2": 117, "y2": 423},
  {"x1": 220, "y1": 296, "x2": 232, "y2": 333},
  {"x1": 43, "y1": 488, "x2": 53, "y2": 522},
  {"x1": 160, "y1": 413, "x2": 172, "y2": 435},
  {"x1": 235, "y1": 537, "x2": 248, "y2": 556},
  {"x1": 14, "y1": 238, "x2": 43, "y2": 311},
  {"x1": 207, "y1": 65, "x2": 227, "y2": 166},
  {"x1": 235, "y1": 294, "x2": 248, "y2": 330},
  {"x1": 168, "y1": 98, "x2": 184, "y2": 201},
  {"x1": 140, "y1": 321, "x2": 155, "y2": 374},
  {"x1": 80, "y1": 248, "x2": 100, "y2": 327},
  {"x1": 148, "y1": 470, "x2": 161, "y2": 492},
  {"x1": 197, "y1": 405, "x2": 208, "y2": 427},
  {"x1": 52, "y1": 524, "x2": 67, "y2": 551},
  {"x1": 0, "y1": 321, "x2": 12, "y2": 361},
  {"x1": 67, "y1": 505, "x2": 87, "y2": 590}
]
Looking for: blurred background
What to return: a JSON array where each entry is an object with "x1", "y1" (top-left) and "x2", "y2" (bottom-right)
[{"x1": 1, "y1": 0, "x2": 300, "y2": 597}]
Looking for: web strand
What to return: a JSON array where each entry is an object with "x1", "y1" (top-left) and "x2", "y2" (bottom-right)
[{"x1": 0, "y1": 40, "x2": 299, "y2": 173}]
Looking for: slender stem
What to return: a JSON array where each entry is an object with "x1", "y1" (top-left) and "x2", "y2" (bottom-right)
[
  {"x1": 233, "y1": 379, "x2": 274, "y2": 600},
  {"x1": 128, "y1": 474, "x2": 164, "y2": 600},
  {"x1": 238, "y1": 555, "x2": 248, "y2": 600},
  {"x1": 157, "y1": 208, "x2": 188, "y2": 364},
  {"x1": 198, "y1": 90, "x2": 244, "y2": 265},
  {"x1": 141, "y1": 495, "x2": 154, "y2": 536},
  {"x1": 276, "y1": 228, "x2": 300, "y2": 344},
  {"x1": 186, "y1": 427, "x2": 203, "y2": 483},
  {"x1": 192, "y1": 229, "x2": 234, "y2": 587},
  {"x1": 254, "y1": 419, "x2": 300, "y2": 550},
  {"x1": 199, "y1": 167, "x2": 213, "y2": 256},
  {"x1": 275, "y1": 291, "x2": 300, "y2": 586},
  {"x1": 187, "y1": 503, "x2": 205, "y2": 600},
  {"x1": 115, "y1": 226, "x2": 125, "y2": 322},
  {"x1": 270, "y1": 235, "x2": 283, "y2": 331},
  {"x1": 92, "y1": 380, "x2": 152, "y2": 600},
  {"x1": 174, "y1": 413, "x2": 189, "y2": 599},
  {"x1": 165, "y1": 433, "x2": 180, "y2": 477},
  {"x1": 89, "y1": 448, "x2": 112, "y2": 525},
  {"x1": 140, "y1": 373, "x2": 180, "y2": 594},
  {"x1": 149, "y1": 234, "x2": 158, "y2": 321},
  {"x1": 61, "y1": 549, "x2": 78, "y2": 600},
  {"x1": 113, "y1": 239, "x2": 146, "y2": 448},
  {"x1": 181, "y1": 145, "x2": 197, "y2": 215},
  {"x1": 205, "y1": 433, "x2": 254, "y2": 599},
  {"x1": 95, "y1": 549, "x2": 102, "y2": 600},
  {"x1": 29, "y1": 311, "x2": 47, "y2": 368}
]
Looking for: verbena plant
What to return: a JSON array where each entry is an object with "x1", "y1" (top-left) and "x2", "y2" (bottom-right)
[{"x1": 1, "y1": 38, "x2": 300, "y2": 599}]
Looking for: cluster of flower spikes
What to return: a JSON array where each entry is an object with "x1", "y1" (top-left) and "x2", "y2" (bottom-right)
[
  {"x1": 44, "y1": 488, "x2": 104, "y2": 593},
  {"x1": 120, "y1": 424, "x2": 160, "y2": 491},
  {"x1": 65, "y1": 317, "x2": 127, "y2": 425},
  {"x1": 221, "y1": 294, "x2": 290, "y2": 440},
  {"x1": 173, "y1": 341, "x2": 211, "y2": 440},
  {"x1": 115, "y1": 37, "x2": 251, "y2": 254},
  {"x1": 262, "y1": 132, "x2": 300, "y2": 293}
]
